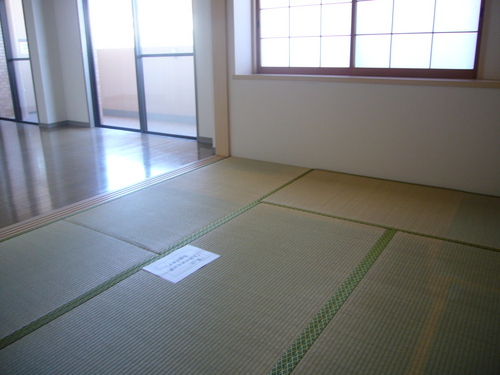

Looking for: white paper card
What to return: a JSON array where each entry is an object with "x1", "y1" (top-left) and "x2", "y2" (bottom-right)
[{"x1": 143, "y1": 245, "x2": 220, "y2": 283}]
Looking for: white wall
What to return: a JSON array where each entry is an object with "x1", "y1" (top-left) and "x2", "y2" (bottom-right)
[
  {"x1": 228, "y1": 0, "x2": 500, "y2": 196},
  {"x1": 24, "y1": 0, "x2": 89, "y2": 124},
  {"x1": 479, "y1": 0, "x2": 500, "y2": 80},
  {"x1": 23, "y1": 0, "x2": 66, "y2": 124},
  {"x1": 193, "y1": 0, "x2": 216, "y2": 142},
  {"x1": 52, "y1": 0, "x2": 89, "y2": 124}
]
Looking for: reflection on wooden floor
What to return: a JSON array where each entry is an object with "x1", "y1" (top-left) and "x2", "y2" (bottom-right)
[
  {"x1": 0, "y1": 121, "x2": 213, "y2": 229},
  {"x1": 102, "y1": 116, "x2": 197, "y2": 137}
]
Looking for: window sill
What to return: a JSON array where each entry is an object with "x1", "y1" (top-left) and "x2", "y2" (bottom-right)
[{"x1": 232, "y1": 74, "x2": 500, "y2": 89}]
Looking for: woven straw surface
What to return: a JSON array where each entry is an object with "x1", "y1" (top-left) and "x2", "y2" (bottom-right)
[
  {"x1": 291, "y1": 232, "x2": 500, "y2": 374},
  {"x1": 0, "y1": 204, "x2": 383, "y2": 374},
  {"x1": 265, "y1": 170, "x2": 500, "y2": 249},
  {"x1": 66, "y1": 158, "x2": 308, "y2": 252},
  {"x1": 0, "y1": 221, "x2": 150, "y2": 339},
  {"x1": 1, "y1": 158, "x2": 498, "y2": 374}
]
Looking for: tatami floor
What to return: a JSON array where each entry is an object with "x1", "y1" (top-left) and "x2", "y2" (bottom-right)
[{"x1": 0, "y1": 128, "x2": 499, "y2": 374}]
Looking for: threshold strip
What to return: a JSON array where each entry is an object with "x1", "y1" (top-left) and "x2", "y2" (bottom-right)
[
  {"x1": 0, "y1": 169, "x2": 314, "y2": 350},
  {"x1": 268, "y1": 229, "x2": 397, "y2": 375},
  {"x1": 0, "y1": 156, "x2": 225, "y2": 243},
  {"x1": 263, "y1": 202, "x2": 499, "y2": 253}
]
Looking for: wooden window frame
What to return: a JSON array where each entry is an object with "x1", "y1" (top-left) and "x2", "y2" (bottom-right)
[{"x1": 256, "y1": 0, "x2": 485, "y2": 79}]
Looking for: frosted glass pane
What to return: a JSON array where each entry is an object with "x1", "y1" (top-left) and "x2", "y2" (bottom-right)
[
  {"x1": 355, "y1": 35, "x2": 391, "y2": 67},
  {"x1": 390, "y1": 34, "x2": 432, "y2": 68},
  {"x1": 321, "y1": 36, "x2": 351, "y2": 67},
  {"x1": 322, "y1": 3, "x2": 352, "y2": 36},
  {"x1": 261, "y1": 39, "x2": 290, "y2": 66},
  {"x1": 434, "y1": 0, "x2": 481, "y2": 32},
  {"x1": 260, "y1": 0, "x2": 289, "y2": 8},
  {"x1": 323, "y1": 0, "x2": 352, "y2": 3},
  {"x1": 261, "y1": 8, "x2": 290, "y2": 38},
  {"x1": 290, "y1": 37, "x2": 321, "y2": 67},
  {"x1": 356, "y1": 0, "x2": 393, "y2": 35},
  {"x1": 290, "y1": 6, "x2": 321, "y2": 37},
  {"x1": 431, "y1": 32, "x2": 477, "y2": 69},
  {"x1": 291, "y1": 0, "x2": 320, "y2": 5},
  {"x1": 393, "y1": 0, "x2": 435, "y2": 33}
]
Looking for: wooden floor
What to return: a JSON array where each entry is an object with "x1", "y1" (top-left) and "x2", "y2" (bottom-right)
[{"x1": 0, "y1": 121, "x2": 213, "y2": 229}]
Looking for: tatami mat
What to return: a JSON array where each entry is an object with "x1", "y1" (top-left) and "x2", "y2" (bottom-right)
[
  {"x1": 0, "y1": 204, "x2": 384, "y2": 374},
  {"x1": 66, "y1": 158, "x2": 309, "y2": 252},
  {"x1": 265, "y1": 170, "x2": 500, "y2": 249},
  {"x1": 1, "y1": 157, "x2": 498, "y2": 374},
  {"x1": 291, "y1": 232, "x2": 500, "y2": 374},
  {"x1": 0, "y1": 221, "x2": 151, "y2": 339}
]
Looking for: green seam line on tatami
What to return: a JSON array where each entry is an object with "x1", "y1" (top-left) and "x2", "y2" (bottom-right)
[
  {"x1": 268, "y1": 229, "x2": 397, "y2": 375},
  {"x1": 0, "y1": 169, "x2": 314, "y2": 351},
  {"x1": 262, "y1": 201, "x2": 499, "y2": 253}
]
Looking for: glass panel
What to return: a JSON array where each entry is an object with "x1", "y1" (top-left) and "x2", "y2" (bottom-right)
[
  {"x1": 143, "y1": 56, "x2": 197, "y2": 137},
  {"x1": 322, "y1": 3, "x2": 352, "y2": 36},
  {"x1": 355, "y1": 35, "x2": 391, "y2": 67},
  {"x1": 0, "y1": 21, "x2": 14, "y2": 119},
  {"x1": 261, "y1": 38, "x2": 290, "y2": 66},
  {"x1": 88, "y1": 0, "x2": 140, "y2": 130},
  {"x1": 291, "y1": 0, "x2": 320, "y2": 5},
  {"x1": 290, "y1": 5, "x2": 321, "y2": 37},
  {"x1": 260, "y1": 0, "x2": 289, "y2": 8},
  {"x1": 290, "y1": 37, "x2": 320, "y2": 67},
  {"x1": 390, "y1": 33, "x2": 432, "y2": 68},
  {"x1": 321, "y1": 36, "x2": 350, "y2": 67},
  {"x1": 14, "y1": 60, "x2": 37, "y2": 122},
  {"x1": 392, "y1": 0, "x2": 435, "y2": 34},
  {"x1": 323, "y1": 0, "x2": 352, "y2": 4},
  {"x1": 431, "y1": 32, "x2": 477, "y2": 69},
  {"x1": 261, "y1": 8, "x2": 289, "y2": 38},
  {"x1": 88, "y1": 0, "x2": 135, "y2": 49},
  {"x1": 356, "y1": 0, "x2": 393, "y2": 35},
  {"x1": 5, "y1": 0, "x2": 29, "y2": 58},
  {"x1": 434, "y1": 0, "x2": 481, "y2": 32},
  {"x1": 136, "y1": 0, "x2": 194, "y2": 55}
]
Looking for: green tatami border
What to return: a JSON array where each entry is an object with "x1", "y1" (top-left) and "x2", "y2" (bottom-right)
[
  {"x1": 0, "y1": 169, "x2": 314, "y2": 350},
  {"x1": 268, "y1": 229, "x2": 397, "y2": 375},
  {"x1": 262, "y1": 202, "x2": 500, "y2": 253}
]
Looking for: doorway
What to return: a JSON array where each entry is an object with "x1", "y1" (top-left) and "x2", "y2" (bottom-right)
[
  {"x1": 84, "y1": 0, "x2": 197, "y2": 139},
  {"x1": 0, "y1": 0, "x2": 38, "y2": 124}
]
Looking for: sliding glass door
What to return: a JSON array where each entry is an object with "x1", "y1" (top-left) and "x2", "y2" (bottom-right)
[
  {"x1": 86, "y1": 0, "x2": 140, "y2": 131},
  {"x1": 0, "y1": 0, "x2": 38, "y2": 123},
  {"x1": 85, "y1": 0, "x2": 197, "y2": 138}
]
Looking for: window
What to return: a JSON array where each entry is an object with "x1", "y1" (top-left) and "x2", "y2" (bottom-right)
[{"x1": 256, "y1": 0, "x2": 484, "y2": 79}]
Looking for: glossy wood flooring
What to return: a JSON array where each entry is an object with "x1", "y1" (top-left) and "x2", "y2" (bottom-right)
[{"x1": 0, "y1": 121, "x2": 213, "y2": 229}]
